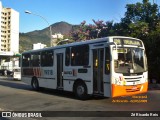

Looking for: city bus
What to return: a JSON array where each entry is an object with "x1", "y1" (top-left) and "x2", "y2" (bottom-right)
[{"x1": 21, "y1": 36, "x2": 148, "y2": 99}]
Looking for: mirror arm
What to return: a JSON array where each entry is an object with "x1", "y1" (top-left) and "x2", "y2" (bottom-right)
[{"x1": 113, "y1": 42, "x2": 117, "y2": 51}]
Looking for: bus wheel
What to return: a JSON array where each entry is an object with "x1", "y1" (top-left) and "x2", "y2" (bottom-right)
[
  {"x1": 74, "y1": 81, "x2": 88, "y2": 100},
  {"x1": 31, "y1": 78, "x2": 39, "y2": 91}
]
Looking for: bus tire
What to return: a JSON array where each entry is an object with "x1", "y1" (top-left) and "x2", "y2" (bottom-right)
[
  {"x1": 74, "y1": 81, "x2": 88, "y2": 100},
  {"x1": 31, "y1": 78, "x2": 39, "y2": 91}
]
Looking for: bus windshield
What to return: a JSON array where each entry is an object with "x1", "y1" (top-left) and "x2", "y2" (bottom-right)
[{"x1": 114, "y1": 47, "x2": 147, "y2": 74}]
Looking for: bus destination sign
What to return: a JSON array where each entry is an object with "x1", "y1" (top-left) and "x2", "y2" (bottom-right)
[{"x1": 113, "y1": 38, "x2": 142, "y2": 47}]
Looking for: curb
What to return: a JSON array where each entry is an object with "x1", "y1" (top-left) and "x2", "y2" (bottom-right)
[{"x1": 148, "y1": 84, "x2": 160, "y2": 90}]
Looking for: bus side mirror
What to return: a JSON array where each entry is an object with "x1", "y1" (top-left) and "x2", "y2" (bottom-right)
[{"x1": 113, "y1": 50, "x2": 118, "y2": 60}]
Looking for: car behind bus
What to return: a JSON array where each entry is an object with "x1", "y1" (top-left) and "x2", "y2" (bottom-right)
[{"x1": 13, "y1": 67, "x2": 21, "y2": 80}]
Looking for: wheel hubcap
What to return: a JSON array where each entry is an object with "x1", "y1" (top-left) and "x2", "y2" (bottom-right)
[
  {"x1": 77, "y1": 85, "x2": 84, "y2": 95},
  {"x1": 33, "y1": 81, "x2": 37, "y2": 88}
]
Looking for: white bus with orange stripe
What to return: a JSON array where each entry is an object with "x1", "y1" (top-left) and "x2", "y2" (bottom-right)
[{"x1": 21, "y1": 36, "x2": 148, "y2": 99}]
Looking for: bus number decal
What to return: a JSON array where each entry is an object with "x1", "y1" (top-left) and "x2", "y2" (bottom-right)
[
  {"x1": 64, "y1": 71, "x2": 73, "y2": 75},
  {"x1": 44, "y1": 70, "x2": 53, "y2": 75}
]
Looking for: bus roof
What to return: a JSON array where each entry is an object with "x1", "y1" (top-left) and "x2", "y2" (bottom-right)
[{"x1": 22, "y1": 36, "x2": 143, "y2": 54}]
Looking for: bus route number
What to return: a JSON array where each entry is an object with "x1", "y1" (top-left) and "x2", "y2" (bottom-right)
[{"x1": 44, "y1": 70, "x2": 53, "y2": 75}]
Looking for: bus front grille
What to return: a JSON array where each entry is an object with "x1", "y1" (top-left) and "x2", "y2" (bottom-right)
[{"x1": 124, "y1": 76, "x2": 142, "y2": 82}]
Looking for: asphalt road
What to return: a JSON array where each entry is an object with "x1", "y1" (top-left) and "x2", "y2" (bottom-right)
[{"x1": 0, "y1": 77, "x2": 159, "y2": 120}]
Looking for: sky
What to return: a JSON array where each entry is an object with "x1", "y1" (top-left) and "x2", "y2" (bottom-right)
[{"x1": 0, "y1": 0, "x2": 160, "y2": 33}]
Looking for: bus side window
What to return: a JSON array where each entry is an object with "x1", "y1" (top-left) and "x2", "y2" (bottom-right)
[
  {"x1": 41, "y1": 50, "x2": 54, "y2": 67},
  {"x1": 105, "y1": 47, "x2": 110, "y2": 74},
  {"x1": 31, "y1": 52, "x2": 41, "y2": 67},
  {"x1": 65, "y1": 47, "x2": 70, "y2": 66},
  {"x1": 71, "y1": 45, "x2": 89, "y2": 66},
  {"x1": 22, "y1": 54, "x2": 31, "y2": 67}
]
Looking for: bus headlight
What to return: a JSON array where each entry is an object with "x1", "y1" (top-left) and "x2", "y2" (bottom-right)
[
  {"x1": 123, "y1": 81, "x2": 126, "y2": 85},
  {"x1": 114, "y1": 77, "x2": 126, "y2": 85}
]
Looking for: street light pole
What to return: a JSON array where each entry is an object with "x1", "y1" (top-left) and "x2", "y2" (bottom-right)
[{"x1": 25, "y1": 10, "x2": 53, "y2": 47}]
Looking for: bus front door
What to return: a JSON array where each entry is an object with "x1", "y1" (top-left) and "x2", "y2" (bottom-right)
[
  {"x1": 57, "y1": 53, "x2": 63, "y2": 89},
  {"x1": 93, "y1": 49, "x2": 104, "y2": 95}
]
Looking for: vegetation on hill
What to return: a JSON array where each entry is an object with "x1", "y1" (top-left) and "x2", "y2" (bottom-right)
[{"x1": 19, "y1": 21, "x2": 73, "y2": 52}]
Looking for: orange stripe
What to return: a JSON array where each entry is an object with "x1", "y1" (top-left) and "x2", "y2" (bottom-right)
[
  {"x1": 38, "y1": 68, "x2": 40, "y2": 77},
  {"x1": 112, "y1": 82, "x2": 148, "y2": 97},
  {"x1": 37, "y1": 68, "x2": 41, "y2": 77},
  {"x1": 37, "y1": 68, "x2": 39, "y2": 77},
  {"x1": 33, "y1": 68, "x2": 35, "y2": 76},
  {"x1": 33, "y1": 68, "x2": 41, "y2": 77},
  {"x1": 36, "y1": 68, "x2": 38, "y2": 77}
]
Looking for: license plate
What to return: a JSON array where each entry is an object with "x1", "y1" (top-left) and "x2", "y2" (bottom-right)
[{"x1": 132, "y1": 86, "x2": 137, "y2": 90}]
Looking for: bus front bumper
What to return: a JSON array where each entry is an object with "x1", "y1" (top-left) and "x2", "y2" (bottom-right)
[{"x1": 112, "y1": 82, "x2": 148, "y2": 97}]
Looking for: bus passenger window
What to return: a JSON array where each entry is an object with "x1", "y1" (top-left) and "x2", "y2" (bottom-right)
[
  {"x1": 31, "y1": 52, "x2": 40, "y2": 67},
  {"x1": 22, "y1": 54, "x2": 31, "y2": 67},
  {"x1": 41, "y1": 50, "x2": 54, "y2": 67},
  {"x1": 65, "y1": 47, "x2": 70, "y2": 66},
  {"x1": 105, "y1": 47, "x2": 110, "y2": 74},
  {"x1": 71, "y1": 45, "x2": 89, "y2": 66}
]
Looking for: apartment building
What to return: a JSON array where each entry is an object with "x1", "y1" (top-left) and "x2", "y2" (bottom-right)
[
  {"x1": 33, "y1": 43, "x2": 47, "y2": 50},
  {"x1": 0, "y1": 2, "x2": 19, "y2": 54},
  {"x1": 52, "y1": 33, "x2": 64, "y2": 46},
  {"x1": 0, "y1": 1, "x2": 19, "y2": 70}
]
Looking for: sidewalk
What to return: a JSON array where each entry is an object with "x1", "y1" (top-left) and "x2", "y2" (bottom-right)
[
  {"x1": 148, "y1": 83, "x2": 160, "y2": 90},
  {"x1": 0, "y1": 75, "x2": 13, "y2": 79}
]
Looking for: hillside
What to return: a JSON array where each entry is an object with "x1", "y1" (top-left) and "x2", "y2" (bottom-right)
[{"x1": 19, "y1": 21, "x2": 73, "y2": 52}]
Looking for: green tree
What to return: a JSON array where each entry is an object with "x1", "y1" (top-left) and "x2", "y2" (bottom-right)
[
  {"x1": 121, "y1": 0, "x2": 160, "y2": 83},
  {"x1": 129, "y1": 21, "x2": 149, "y2": 38},
  {"x1": 70, "y1": 20, "x2": 114, "y2": 41},
  {"x1": 120, "y1": 0, "x2": 159, "y2": 37}
]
